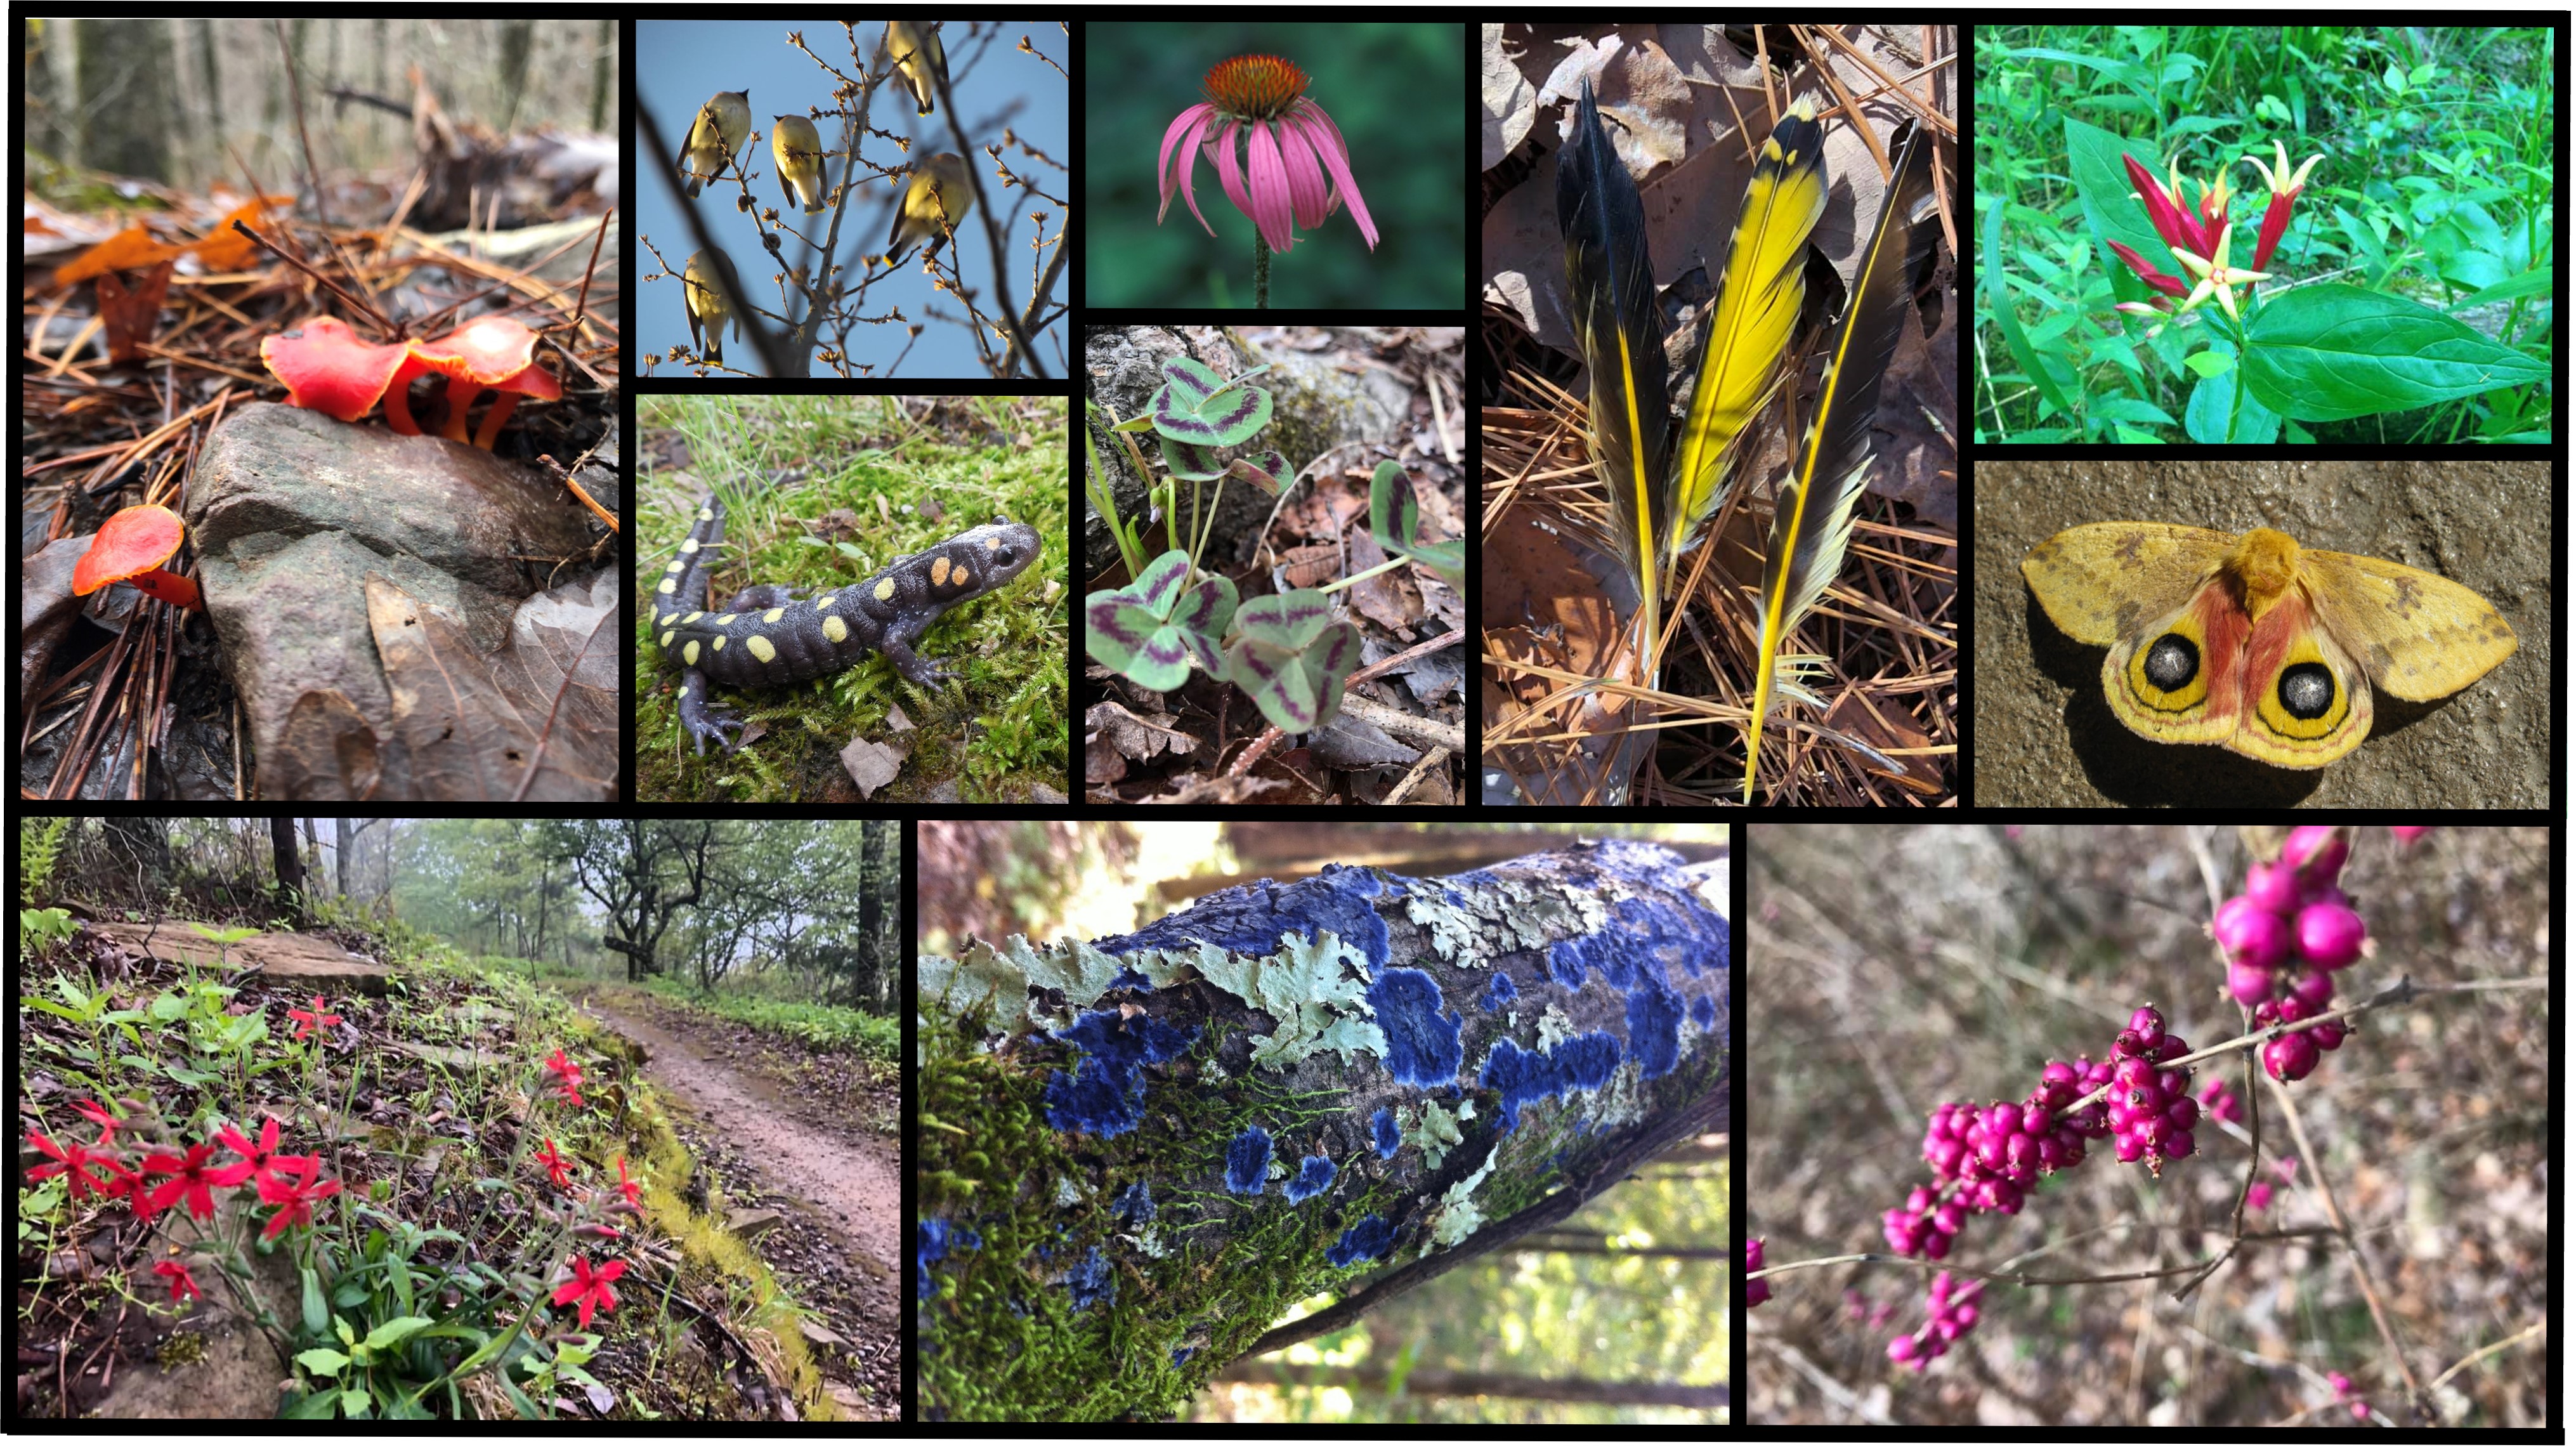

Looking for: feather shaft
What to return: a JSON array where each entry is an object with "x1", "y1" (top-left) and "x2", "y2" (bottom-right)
[
  {"x1": 1742, "y1": 117, "x2": 1933, "y2": 803},
  {"x1": 1555, "y1": 77, "x2": 1670, "y2": 670}
]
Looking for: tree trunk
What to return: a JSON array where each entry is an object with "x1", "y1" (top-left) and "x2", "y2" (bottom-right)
[{"x1": 916, "y1": 840, "x2": 1732, "y2": 1421}]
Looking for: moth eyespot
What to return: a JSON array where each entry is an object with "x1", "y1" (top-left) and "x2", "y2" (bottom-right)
[
  {"x1": 2276, "y1": 662, "x2": 2336, "y2": 719},
  {"x1": 2143, "y1": 634, "x2": 2200, "y2": 691}
]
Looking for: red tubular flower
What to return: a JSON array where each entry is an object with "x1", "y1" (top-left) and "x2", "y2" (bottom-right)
[
  {"x1": 2121, "y1": 151, "x2": 2211, "y2": 259},
  {"x1": 255, "y1": 1156, "x2": 343, "y2": 1241},
  {"x1": 615, "y1": 1155, "x2": 643, "y2": 1210},
  {"x1": 140, "y1": 1143, "x2": 230, "y2": 1223},
  {"x1": 2107, "y1": 239, "x2": 2190, "y2": 298},
  {"x1": 211, "y1": 1116, "x2": 289, "y2": 1189},
  {"x1": 287, "y1": 996, "x2": 343, "y2": 1042},
  {"x1": 534, "y1": 1138, "x2": 575, "y2": 1189},
  {"x1": 26, "y1": 1130, "x2": 122, "y2": 1206},
  {"x1": 551, "y1": 1254, "x2": 628, "y2": 1328},
  {"x1": 2242, "y1": 140, "x2": 2325, "y2": 272},
  {"x1": 154, "y1": 1259, "x2": 202, "y2": 1304}
]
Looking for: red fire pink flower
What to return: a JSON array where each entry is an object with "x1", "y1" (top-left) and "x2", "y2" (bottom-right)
[
  {"x1": 551, "y1": 1254, "x2": 628, "y2": 1328},
  {"x1": 533, "y1": 1138, "x2": 575, "y2": 1189},
  {"x1": 140, "y1": 1142, "x2": 230, "y2": 1224},
  {"x1": 255, "y1": 1156, "x2": 343, "y2": 1241},
  {"x1": 154, "y1": 1259, "x2": 202, "y2": 1304},
  {"x1": 287, "y1": 995, "x2": 343, "y2": 1042},
  {"x1": 26, "y1": 1130, "x2": 122, "y2": 1206},
  {"x1": 210, "y1": 1116, "x2": 291, "y2": 1189},
  {"x1": 74, "y1": 1098, "x2": 126, "y2": 1145},
  {"x1": 615, "y1": 1155, "x2": 643, "y2": 1210}
]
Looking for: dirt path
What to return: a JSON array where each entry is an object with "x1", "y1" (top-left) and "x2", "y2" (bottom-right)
[{"x1": 573, "y1": 991, "x2": 898, "y2": 1273}]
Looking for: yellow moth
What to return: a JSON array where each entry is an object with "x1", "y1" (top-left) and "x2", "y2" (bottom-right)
[{"x1": 2021, "y1": 523, "x2": 2516, "y2": 769}]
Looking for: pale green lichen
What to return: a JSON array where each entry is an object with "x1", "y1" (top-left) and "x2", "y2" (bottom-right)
[
  {"x1": 1404, "y1": 891, "x2": 1482, "y2": 966},
  {"x1": 1426, "y1": 1144, "x2": 1499, "y2": 1250},
  {"x1": 1534, "y1": 1002, "x2": 1576, "y2": 1052},
  {"x1": 1194, "y1": 929, "x2": 1390, "y2": 1070},
  {"x1": 1399, "y1": 1098, "x2": 1465, "y2": 1170},
  {"x1": 918, "y1": 933, "x2": 1127, "y2": 1036}
]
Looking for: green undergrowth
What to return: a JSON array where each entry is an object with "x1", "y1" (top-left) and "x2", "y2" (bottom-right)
[
  {"x1": 633, "y1": 976, "x2": 899, "y2": 1062},
  {"x1": 917, "y1": 1007, "x2": 1391, "y2": 1422}
]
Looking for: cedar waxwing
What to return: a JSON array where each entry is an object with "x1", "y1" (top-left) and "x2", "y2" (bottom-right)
[
  {"x1": 885, "y1": 22, "x2": 948, "y2": 118},
  {"x1": 676, "y1": 89, "x2": 752, "y2": 199},
  {"x1": 772, "y1": 114, "x2": 827, "y2": 215},
  {"x1": 884, "y1": 152, "x2": 971, "y2": 266},
  {"x1": 683, "y1": 249, "x2": 736, "y2": 365}
]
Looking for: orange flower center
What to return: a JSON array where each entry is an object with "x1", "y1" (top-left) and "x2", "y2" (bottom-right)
[{"x1": 1203, "y1": 53, "x2": 1307, "y2": 121}]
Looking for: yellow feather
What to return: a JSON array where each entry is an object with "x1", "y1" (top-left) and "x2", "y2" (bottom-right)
[
  {"x1": 1743, "y1": 117, "x2": 1933, "y2": 803},
  {"x1": 1669, "y1": 100, "x2": 1826, "y2": 577}
]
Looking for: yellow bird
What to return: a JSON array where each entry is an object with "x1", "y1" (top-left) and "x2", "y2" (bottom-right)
[
  {"x1": 772, "y1": 114, "x2": 827, "y2": 214},
  {"x1": 676, "y1": 89, "x2": 751, "y2": 199},
  {"x1": 885, "y1": 152, "x2": 971, "y2": 266},
  {"x1": 683, "y1": 249, "x2": 736, "y2": 365},
  {"x1": 885, "y1": 21, "x2": 948, "y2": 117}
]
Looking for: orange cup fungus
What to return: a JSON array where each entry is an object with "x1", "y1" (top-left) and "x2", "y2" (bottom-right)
[
  {"x1": 260, "y1": 314, "x2": 560, "y2": 449},
  {"x1": 72, "y1": 504, "x2": 202, "y2": 610}
]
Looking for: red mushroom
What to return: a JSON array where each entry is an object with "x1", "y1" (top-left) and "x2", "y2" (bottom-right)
[
  {"x1": 259, "y1": 316, "x2": 426, "y2": 436},
  {"x1": 71, "y1": 504, "x2": 202, "y2": 610},
  {"x1": 414, "y1": 317, "x2": 563, "y2": 449}
]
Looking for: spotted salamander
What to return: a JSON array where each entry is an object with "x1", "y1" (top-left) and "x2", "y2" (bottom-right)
[{"x1": 648, "y1": 492, "x2": 1040, "y2": 754}]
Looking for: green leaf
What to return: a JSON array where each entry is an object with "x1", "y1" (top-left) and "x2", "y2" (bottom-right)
[
  {"x1": 1160, "y1": 436, "x2": 1226, "y2": 482},
  {"x1": 341, "y1": 1387, "x2": 372, "y2": 1418},
  {"x1": 295, "y1": 1347, "x2": 353, "y2": 1375},
  {"x1": 2241, "y1": 283, "x2": 2547, "y2": 421},
  {"x1": 1085, "y1": 551, "x2": 1225, "y2": 690},
  {"x1": 1224, "y1": 591, "x2": 1361, "y2": 733},
  {"x1": 301, "y1": 1267, "x2": 328, "y2": 1338},
  {"x1": 1366, "y1": 462, "x2": 1462, "y2": 587},
  {"x1": 1150, "y1": 357, "x2": 1274, "y2": 447},
  {"x1": 360, "y1": 1316, "x2": 436, "y2": 1352},
  {"x1": 1224, "y1": 450, "x2": 1290, "y2": 496},
  {"x1": 284, "y1": 1390, "x2": 341, "y2": 1419}
]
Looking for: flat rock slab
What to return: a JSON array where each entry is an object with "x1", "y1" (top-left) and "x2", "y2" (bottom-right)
[
  {"x1": 728, "y1": 1208, "x2": 787, "y2": 1238},
  {"x1": 85, "y1": 920, "x2": 392, "y2": 996}
]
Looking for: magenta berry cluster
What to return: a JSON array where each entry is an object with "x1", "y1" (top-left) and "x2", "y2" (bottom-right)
[
  {"x1": 2328, "y1": 1370, "x2": 2373, "y2": 1422},
  {"x1": 2214, "y1": 825, "x2": 2365, "y2": 1082},
  {"x1": 2199, "y1": 1078, "x2": 2242, "y2": 1127},
  {"x1": 1877, "y1": 1005, "x2": 2195, "y2": 1366},
  {"x1": 1746, "y1": 1237, "x2": 1769, "y2": 1308},
  {"x1": 1885, "y1": 1271, "x2": 1982, "y2": 1370}
]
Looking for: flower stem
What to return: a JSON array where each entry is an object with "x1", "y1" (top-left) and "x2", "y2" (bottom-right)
[{"x1": 1253, "y1": 235, "x2": 1269, "y2": 310}]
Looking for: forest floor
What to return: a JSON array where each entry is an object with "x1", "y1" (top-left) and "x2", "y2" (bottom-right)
[{"x1": 568, "y1": 986, "x2": 900, "y2": 1413}]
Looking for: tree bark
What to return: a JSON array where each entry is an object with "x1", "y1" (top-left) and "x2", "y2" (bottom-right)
[
  {"x1": 916, "y1": 840, "x2": 1732, "y2": 1422},
  {"x1": 269, "y1": 817, "x2": 304, "y2": 928}
]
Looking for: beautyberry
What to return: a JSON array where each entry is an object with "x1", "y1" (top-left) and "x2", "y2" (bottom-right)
[
  {"x1": 2226, "y1": 960, "x2": 2276, "y2": 1008},
  {"x1": 2263, "y1": 1031, "x2": 2320, "y2": 1083},
  {"x1": 2242, "y1": 858, "x2": 2302, "y2": 914},
  {"x1": 2295, "y1": 901, "x2": 2367, "y2": 971},
  {"x1": 2215, "y1": 896, "x2": 2291, "y2": 971}
]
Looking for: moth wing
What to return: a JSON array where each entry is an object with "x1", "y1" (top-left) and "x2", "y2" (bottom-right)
[
  {"x1": 2022, "y1": 523, "x2": 2234, "y2": 646},
  {"x1": 2100, "y1": 568, "x2": 2248, "y2": 747},
  {"x1": 2301, "y1": 549, "x2": 2518, "y2": 702},
  {"x1": 2226, "y1": 586, "x2": 2372, "y2": 768}
]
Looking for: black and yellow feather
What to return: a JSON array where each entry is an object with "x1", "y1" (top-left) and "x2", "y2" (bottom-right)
[
  {"x1": 1668, "y1": 100, "x2": 1826, "y2": 579},
  {"x1": 1742, "y1": 116, "x2": 1933, "y2": 802},
  {"x1": 1555, "y1": 77, "x2": 1671, "y2": 671}
]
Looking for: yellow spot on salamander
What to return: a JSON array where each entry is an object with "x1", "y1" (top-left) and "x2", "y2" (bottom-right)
[
  {"x1": 683, "y1": 612, "x2": 705, "y2": 624},
  {"x1": 815, "y1": 594, "x2": 837, "y2": 611},
  {"x1": 713, "y1": 635, "x2": 728, "y2": 651},
  {"x1": 747, "y1": 634, "x2": 776, "y2": 663},
  {"x1": 931, "y1": 556, "x2": 954, "y2": 588},
  {"x1": 665, "y1": 558, "x2": 686, "y2": 572},
  {"x1": 683, "y1": 640, "x2": 700, "y2": 665},
  {"x1": 679, "y1": 537, "x2": 700, "y2": 554},
  {"x1": 659, "y1": 613, "x2": 678, "y2": 627},
  {"x1": 697, "y1": 506, "x2": 714, "y2": 522},
  {"x1": 715, "y1": 613, "x2": 736, "y2": 625},
  {"x1": 874, "y1": 578, "x2": 897, "y2": 602},
  {"x1": 660, "y1": 631, "x2": 676, "y2": 648},
  {"x1": 762, "y1": 607, "x2": 785, "y2": 623},
  {"x1": 657, "y1": 578, "x2": 676, "y2": 594},
  {"x1": 822, "y1": 615, "x2": 847, "y2": 643}
]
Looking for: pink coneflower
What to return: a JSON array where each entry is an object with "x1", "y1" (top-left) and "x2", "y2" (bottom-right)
[{"x1": 1158, "y1": 52, "x2": 1378, "y2": 257}]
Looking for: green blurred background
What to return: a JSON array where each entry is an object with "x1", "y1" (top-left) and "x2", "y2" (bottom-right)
[{"x1": 1086, "y1": 21, "x2": 1466, "y2": 308}]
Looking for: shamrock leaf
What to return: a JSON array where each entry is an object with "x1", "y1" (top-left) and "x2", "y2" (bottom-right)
[
  {"x1": 1085, "y1": 550, "x2": 1234, "y2": 690},
  {"x1": 1368, "y1": 461, "x2": 1462, "y2": 588},
  {"x1": 1224, "y1": 589, "x2": 1361, "y2": 733},
  {"x1": 1150, "y1": 357, "x2": 1274, "y2": 448}
]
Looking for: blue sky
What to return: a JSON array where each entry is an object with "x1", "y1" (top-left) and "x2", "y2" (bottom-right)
[{"x1": 636, "y1": 20, "x2": 1068, "y2": 379}]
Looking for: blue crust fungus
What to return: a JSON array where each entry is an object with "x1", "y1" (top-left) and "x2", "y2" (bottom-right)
[
  {"x1": 1223, "y1": 1125, "x2": 1273, "y2": 1195},
  {"x1": 1477, "y1": 968, "x2": 1519, "y2": 1011},
  {"x1": 1325, "y1": 1213, "x2": 1393, "y2": 1267},
  {"x1": 1478, "y1": 1031, "x2": 1624, "y2": 1131},
  {"x1": 1112, "y1": 1180, "x2": 1156, "y2": 1227},
  {"x1": 1042, "y1": 1009, "x2": 1200, "y2": 1137},
  {"x1": 1282, "y1": 1153, "x2": 1337, "y2": 1203},
  {"x1": 1088, "y1": 861, "x2": 1392, "y2": 972},
  {"x1": 918, "y1": 1218, "x2": 982, "y2": 1301},
  {"x1": 1366, "y1": 966, "x2": 1463, "y2": 1087},
  {"x1": 1370, "y1": 1106, "x2": 1400, "y2": 1160},
  {"x1": 1064, "y1": 1245, "x2": 1115, "y2": 1311}
]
